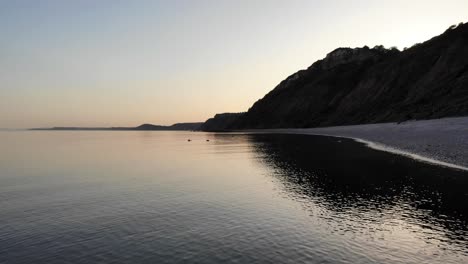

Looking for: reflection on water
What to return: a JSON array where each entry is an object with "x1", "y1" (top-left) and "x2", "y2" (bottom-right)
[
  {"x1": 214, "y1": 133, "x2": 468, "y2": 262},
  {"x1": 246, "y1": 134, "x2": 468, "y2": 255},
  {"x1": 0, "y1": 131, "x2": 467, "y2": 264}
]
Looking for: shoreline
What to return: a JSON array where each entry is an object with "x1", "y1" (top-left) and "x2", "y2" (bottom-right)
[
  {"x1": 242, "y1": 116, "x2": 468, "y2": 172},
  {"x1": 328, "y1": 135, "x2": 467, "y2": 172}
]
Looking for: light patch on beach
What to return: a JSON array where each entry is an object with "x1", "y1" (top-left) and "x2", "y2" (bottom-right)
[
  {"x1": 251, "y1": 116, "x2": 468, "y2": 172},
  {"x1": 287, "y1": 132, "x2": 468, "y2": 172},
  {"x1": 353, "y1": 138, "x2": 468, "y2": 172}
]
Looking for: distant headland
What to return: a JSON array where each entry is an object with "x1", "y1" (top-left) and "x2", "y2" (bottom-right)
[{"x1": 30, "y1": 122, "x2": 203, "y2": 131}]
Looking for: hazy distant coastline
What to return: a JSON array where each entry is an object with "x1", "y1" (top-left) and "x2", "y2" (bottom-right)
[{"x1": 30, "y1": 122, "x2": 203, "y2": 131}]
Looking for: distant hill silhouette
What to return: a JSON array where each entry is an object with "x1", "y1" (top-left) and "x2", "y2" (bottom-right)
[
  {"x1": 133, "y1": 123, "x2": 202, "y2": 130},
  {"x1": 31, "y1": 122, "x2": 203, "y2": 131},
  {"x1": 201, "y1": 22, "x2": 468, "y2": 131}
]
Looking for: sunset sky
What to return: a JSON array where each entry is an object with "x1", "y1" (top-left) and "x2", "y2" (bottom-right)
[{"x1": 1, "y1": 0, "x2": 467, "y2": 128}]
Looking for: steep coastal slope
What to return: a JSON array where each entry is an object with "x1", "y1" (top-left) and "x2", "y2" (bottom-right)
[{"x1": 202, "y1": 23, "x2": 468, "y2": 131}]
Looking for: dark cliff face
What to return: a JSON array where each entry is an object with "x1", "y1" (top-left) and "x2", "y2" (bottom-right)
[
  {"x1": 199, "y1": 113, "x2": 244, "y2": 131},
  {"x1": 202, "y1": 23, "x2": 468, "y2": 131},
  {"x1": 169, "y1": 122, "x2": 203, "y2": 130}
]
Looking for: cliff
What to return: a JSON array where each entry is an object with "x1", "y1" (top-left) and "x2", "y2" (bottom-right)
[
  {"x1": 202, "y1": 23, "x2": 468, "y2": 131},
  {"x1": 199, "y1": 113, "x2": 244, "y2": 131}
]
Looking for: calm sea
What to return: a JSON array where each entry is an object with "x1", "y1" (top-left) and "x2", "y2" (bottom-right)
[{"x1": 0, "y1": 131, "x2": 467, "y2": 264}]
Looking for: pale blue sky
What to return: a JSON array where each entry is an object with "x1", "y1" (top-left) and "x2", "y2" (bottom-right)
[{"x1": 1, "y1": 0, "x2": 467, "y2": 128}]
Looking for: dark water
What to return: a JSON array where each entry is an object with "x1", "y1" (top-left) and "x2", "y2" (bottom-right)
[{"x1": 0, "y1": 131, "x2": 467, "y2": 264}]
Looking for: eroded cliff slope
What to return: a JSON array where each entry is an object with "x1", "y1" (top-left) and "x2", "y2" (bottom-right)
[{"x1": 202, "y1": 23, "x2": 468, "y2": 131}]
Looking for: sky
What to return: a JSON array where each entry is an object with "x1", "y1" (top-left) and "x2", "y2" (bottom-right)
[{"x1": 1, "y1": 0, "x2": 467, "y2": 128}]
